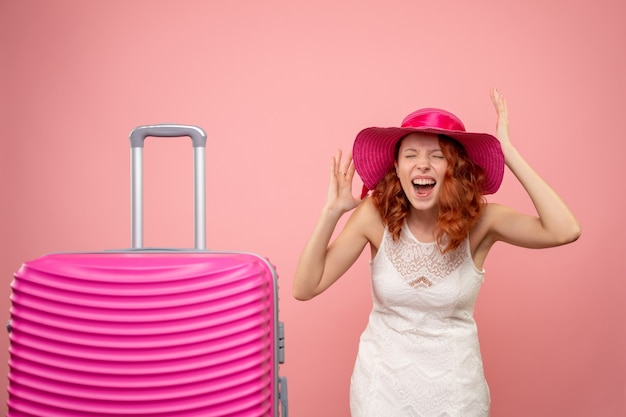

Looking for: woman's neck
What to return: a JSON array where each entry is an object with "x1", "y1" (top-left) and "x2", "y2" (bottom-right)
[{"x1": 406, "y1": 209, "x2": 438, "y2": 242}]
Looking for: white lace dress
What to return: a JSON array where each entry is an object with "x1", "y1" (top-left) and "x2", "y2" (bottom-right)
[{"x1": 350, "y1": 224, "x2": 490, "y2": 417}]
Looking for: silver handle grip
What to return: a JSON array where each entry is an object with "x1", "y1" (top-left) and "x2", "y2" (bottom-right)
[
  {"x1": 130, "y1": 124, "x2": 207, "y2": 148},
  {"x1": 129, "y1": 124, "x2": 207, "y2": 250}
]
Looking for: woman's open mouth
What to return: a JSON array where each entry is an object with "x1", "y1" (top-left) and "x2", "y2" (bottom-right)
[{"x1": 412, "y1": 178, "x2": 436, "y2": 196}]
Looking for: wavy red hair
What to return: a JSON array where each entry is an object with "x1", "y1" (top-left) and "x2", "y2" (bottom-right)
[{"x1": 371, "y1": 135, "x2": 486, "y2": 253}]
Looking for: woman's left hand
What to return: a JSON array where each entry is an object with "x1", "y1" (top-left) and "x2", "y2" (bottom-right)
[{"x1": 490, "y1": 88, "x2": 513, "y2": 151}]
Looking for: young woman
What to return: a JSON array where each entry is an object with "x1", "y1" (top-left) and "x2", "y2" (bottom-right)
[{"x1": 293, "y1": 88, "x2": 581, "y2": 417}]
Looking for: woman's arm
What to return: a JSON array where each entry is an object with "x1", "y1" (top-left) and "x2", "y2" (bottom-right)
[
  {"x1": 484, "y1": 89, "x2": 581, "y2": 249},
  {"x1": 292, "y1": 150, "x2": 368, "y2": 301}
]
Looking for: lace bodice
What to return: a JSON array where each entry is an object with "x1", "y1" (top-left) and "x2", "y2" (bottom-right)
[{"x1": 384, "y1": 228, "x2": 468, "y2": 289}]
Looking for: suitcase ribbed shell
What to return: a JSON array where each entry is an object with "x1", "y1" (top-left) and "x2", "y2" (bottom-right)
[{"x1": 8, "y1": 252, "x2": 277, "y2": 417}]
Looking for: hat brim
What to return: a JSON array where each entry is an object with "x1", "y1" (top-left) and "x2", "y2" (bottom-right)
[{"x1": 353, "y1": 126, "x2": 504, "y2": 194}]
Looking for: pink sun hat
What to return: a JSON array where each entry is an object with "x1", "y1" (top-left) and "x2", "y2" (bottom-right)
[{"x1": 353, "y1": 107, "x2": 505, "y2": 196}]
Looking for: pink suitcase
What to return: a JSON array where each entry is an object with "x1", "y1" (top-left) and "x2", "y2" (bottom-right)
[{"x1": 7, "y1": 125, "x2": 288, "y2": 416}]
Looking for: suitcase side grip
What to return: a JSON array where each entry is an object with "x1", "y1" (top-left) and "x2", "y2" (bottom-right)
[{"x1": 278, "y1": 322, "x2": 285, "y2": 364}]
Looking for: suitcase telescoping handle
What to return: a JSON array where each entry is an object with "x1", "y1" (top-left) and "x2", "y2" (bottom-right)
[{"x1": 129, "y1": 124, "x2": 208, "y2": 250}]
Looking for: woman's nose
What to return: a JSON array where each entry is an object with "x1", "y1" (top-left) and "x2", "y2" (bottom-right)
[{"x1": 415, "y1": 155, "x2": 430, "y2": 170}]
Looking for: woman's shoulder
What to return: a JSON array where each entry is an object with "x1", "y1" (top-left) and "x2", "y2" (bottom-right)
[
  {"x1": 480, "y1": 202, "x2": 515, "y2": 226},
  {"x1": 472, "y1": 202, "x2": 503, "y2": 235},
  {"x1": 353, "y1": 196, "x2": 382, "y2": 221},
  {"x1": 470, "y1": 202, "x2": 513, "y2": 252},
  {"x1": 349, "y1": 196, "x2": 385, "y2": 245}
]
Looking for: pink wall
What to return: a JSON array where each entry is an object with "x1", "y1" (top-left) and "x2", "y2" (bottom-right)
[{"x1": 1, "y1": 1, "x2": 624, "y2": 416}]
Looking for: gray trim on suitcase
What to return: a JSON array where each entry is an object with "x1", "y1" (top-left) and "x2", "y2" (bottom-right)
[{"x1": 255, "y1": 253, "x2": 288, "y2": 417}]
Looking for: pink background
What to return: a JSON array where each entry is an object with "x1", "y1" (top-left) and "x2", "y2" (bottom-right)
[{"x1": 1, "y1": 1, "x2": 624, "y2": 416}]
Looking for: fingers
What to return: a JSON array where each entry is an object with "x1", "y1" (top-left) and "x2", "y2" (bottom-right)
[
  {"x1": 490, "y1": 88, "x2": 508, "y2": 115},
  {"x1": 342, "y1": 151, "x2": 356, "y2": 179},
  {"x1": 331, "y1": 149, "x2": 356, "y2": 179},
  {"x1": 325, "y1": 149, "x2": 362, "y2": 210},
  {"x1": 331, "y1": 149, "x2": 341, "y2": 178},
  {"x1": 490, "y1": 88, "x2": 501, "y2": 109}
]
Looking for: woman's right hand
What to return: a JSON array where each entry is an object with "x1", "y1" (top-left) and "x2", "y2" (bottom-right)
[
  {"x1": 293, "y1": 150, "x2": 370, "y2": 300},
  {"x1": 325, "y1": 149, "x2": 362, "y2": 215}
]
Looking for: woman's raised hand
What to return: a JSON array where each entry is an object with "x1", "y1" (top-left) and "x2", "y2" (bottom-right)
[
  {"x1": 325, "y1": 149, "x2": 362, "y2": 215},
  {"x1": 490, "y1": 88, "x2": 513, "y2": 153}
]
